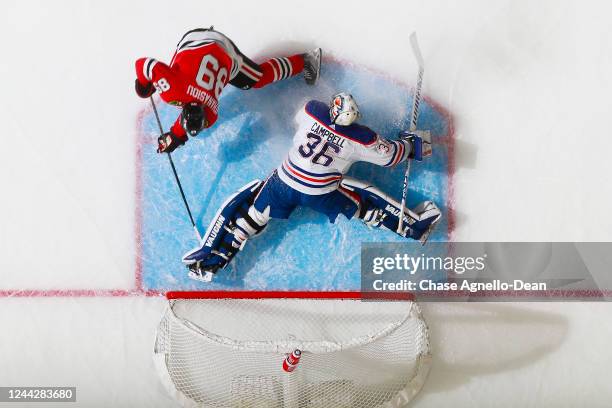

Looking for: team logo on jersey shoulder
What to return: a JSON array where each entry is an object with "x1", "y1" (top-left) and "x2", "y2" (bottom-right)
[{"x1": 376, "y1": 140, "x2": 391, "y2": 154}]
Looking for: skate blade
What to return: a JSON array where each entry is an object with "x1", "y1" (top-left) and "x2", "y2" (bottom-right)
[
  {"x1": 314, "y1": 48, "x2": 322, "y2": 83},
  {"x1": 305, "y1": 48, "x2": 322, "y2": 85}
]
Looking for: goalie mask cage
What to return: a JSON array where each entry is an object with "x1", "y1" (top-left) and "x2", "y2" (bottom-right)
[{"x1": 154, "y1": 291, "x2": 431, "y2": 408}]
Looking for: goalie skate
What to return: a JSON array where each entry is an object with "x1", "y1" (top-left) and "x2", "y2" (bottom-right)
[
  {"x1": 418, "y1": 220, "x2": 438, "y2": 244},
  {"x1": 393, "y1": 204, "x2": 441, "y2": 243},
  {"x1": 187, "y1": 261, "x2": 216, "y2": 283},
  {"x1": 412, "y1": 201, "x2": 442, "y2": 244}
]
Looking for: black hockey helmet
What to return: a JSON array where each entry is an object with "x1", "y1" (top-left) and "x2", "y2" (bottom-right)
[{"x1": 181, "y1": 102, "x2": 208, "y2": 136}]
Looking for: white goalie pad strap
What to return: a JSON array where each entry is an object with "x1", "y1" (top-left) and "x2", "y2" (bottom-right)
[
  {"x1": 235, "y1": 205, "x2": 270, "y2": 238},
  {"x1": 363, "y1": 208, "x2": 386, "y2": 227},
  {"x1": 143, "y1": 58, "x2": 158, "y2": 81}
]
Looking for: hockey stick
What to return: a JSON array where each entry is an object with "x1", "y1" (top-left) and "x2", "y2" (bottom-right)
[
  {"x1": 150, "y1": 97, "x2": 203, "y2": 242},
  {"x1": 397, "y1": 32, "x2": 425, "y2": 234}
]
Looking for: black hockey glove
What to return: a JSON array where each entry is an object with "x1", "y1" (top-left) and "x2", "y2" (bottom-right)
[
  {"x1": 135, "y1": 79, "x2": 155, "y2": 98},
  {"x1": 398, "y1": 131, "x2": 423, "y2": 161},
  {"x1": 157, "y1": 131, "x2": 186, "y2": 153}
]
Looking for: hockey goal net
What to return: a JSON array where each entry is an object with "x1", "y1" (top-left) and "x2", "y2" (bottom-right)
[{"x1": 154, "y1": 291, "x2": 431, "y2": 408}]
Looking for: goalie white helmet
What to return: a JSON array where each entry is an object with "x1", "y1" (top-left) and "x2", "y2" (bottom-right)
[{"x1": 329, "y1": 92, "x2": 361, "y2": 126}]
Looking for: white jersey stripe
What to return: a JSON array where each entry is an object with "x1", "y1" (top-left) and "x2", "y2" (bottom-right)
[
  {"x1": 269, "y1": 60, "x2": 279, "y2": 81},
  {"x1": 240, "y1": 67, "x2": 260, "y2": 82},
  {"x1": 283, "y1": 57, "x2": 293, "y2": 76},
  {"x1": 393, "y1": 141, "x2": 406, "y2": 166},
  {"x1": 283, "y1": 159, "x2": 342, "y2": 182},
  {"x1": 280, "y1": 57, "x2": 291, "y2": 78},
  {"x1": 174, "y1": 41, "x2": 216, "y2": 57},
  {"x1": 277, "y1": 58, "x2": 287, "y2": 79},
  {"x1": 179, "y1": 40, "x2": 214, "y2": 50},
  {"x1": 242, "y1": 63, "x2": 262, "y2": 78},
  {"x1": 142, "y1": 59, "x2": 150, "y2": 80},
  {"x1": 273, "y1": 58, "x2": 285, "y2": 79},
  {"x1": 144, "y1": 58, "x2": 158, "y2": 81}
]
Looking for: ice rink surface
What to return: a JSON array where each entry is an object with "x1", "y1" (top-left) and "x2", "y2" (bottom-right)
[
  {"x1": 1, "y1": 0, "x2": 612, "y2": 406},
  {"x1": 138, "y1": 60, "x2": 452, "y2": 291}
]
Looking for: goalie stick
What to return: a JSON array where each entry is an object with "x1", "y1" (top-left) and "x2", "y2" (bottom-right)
[
  {"x1": 150, "y1": 97, "x2": 203, "y2": 243},
  {"x1": 397, "y1": 32, "x2": 425, "y2": 236}
]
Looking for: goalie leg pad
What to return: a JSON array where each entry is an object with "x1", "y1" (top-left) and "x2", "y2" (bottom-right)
[
  {"x1": 340, "y1": 177, "x2": 442, "y2": 241},
  {"x1": 186, "y1": 204, "x2": 268, "y2": 280},
  {"x1": 182, "y1": 179, "x2": 263, "y2": 266},
  {"x1": 189, "y1": 205, "x2": 268, "y2": 277}
]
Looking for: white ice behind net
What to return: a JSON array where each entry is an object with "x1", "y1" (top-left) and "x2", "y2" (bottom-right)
[{"x1": 154, "y1": 297, "x2": 431, "y2": 408}]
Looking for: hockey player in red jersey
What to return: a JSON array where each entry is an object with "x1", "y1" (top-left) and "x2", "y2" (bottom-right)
[{"x1": 135, "y1": 27, "x2": 322, "y2": 153}]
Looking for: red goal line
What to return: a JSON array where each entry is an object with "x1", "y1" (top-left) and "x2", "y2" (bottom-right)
[{"x1": 165, "y1": 291, "x2": 416, "y2": 301}]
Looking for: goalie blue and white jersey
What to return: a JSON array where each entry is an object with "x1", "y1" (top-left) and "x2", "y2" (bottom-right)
[{"x1": 277, "y1": 100, "x2": 410, "y2": 195}]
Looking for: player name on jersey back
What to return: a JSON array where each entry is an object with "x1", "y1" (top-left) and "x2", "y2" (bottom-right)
[
  {"x1": 186, "y1": 85, "x2": 219, "y2": 115},
  {"x1": 309, "y1": 123, "x2": 347, "y2": 148}
]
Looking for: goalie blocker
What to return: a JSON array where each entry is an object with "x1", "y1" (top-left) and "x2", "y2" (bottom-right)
[{"x1": 183, "y1": 177, "x2": 441, "y2": 282}]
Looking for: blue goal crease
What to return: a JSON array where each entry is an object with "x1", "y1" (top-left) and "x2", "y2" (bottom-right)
[{"x1": 138, "y1": 61, "x2": 452, "y2": 291}]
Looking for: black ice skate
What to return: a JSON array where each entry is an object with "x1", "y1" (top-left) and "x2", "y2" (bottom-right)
[{"x1": 303, "y1": 48, "x2": 322, "y2": 85}]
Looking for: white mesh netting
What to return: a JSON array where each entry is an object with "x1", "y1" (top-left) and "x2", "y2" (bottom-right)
[{"x1": 153, "y1": 294, "x2": 431, "y2": 408}]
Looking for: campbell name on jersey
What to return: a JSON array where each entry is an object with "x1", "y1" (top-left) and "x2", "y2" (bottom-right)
[{"x1": 278, "y1": 100, "x2": 411, "y2": 195}]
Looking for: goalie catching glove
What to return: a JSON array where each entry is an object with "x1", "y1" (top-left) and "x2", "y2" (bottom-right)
[{"x1": 398, "y1": 130, "x2": 432, "y2": 161}]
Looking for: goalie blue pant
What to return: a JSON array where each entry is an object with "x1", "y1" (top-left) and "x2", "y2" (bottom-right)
[{"x1": 253, "y1": 170, "x2": 358, "y2": 222}]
